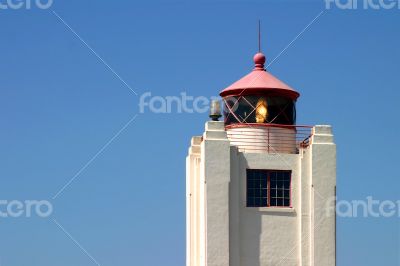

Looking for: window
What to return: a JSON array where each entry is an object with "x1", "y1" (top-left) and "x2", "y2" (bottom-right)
[
  {"x1": 223, "y1": 95, "x2": 296, "y2": 126},
  {"x1": 246, "y1": 169, "x2": 291, "y2": 207}
]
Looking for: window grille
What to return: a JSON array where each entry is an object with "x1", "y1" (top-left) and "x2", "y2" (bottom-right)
[{"x1": 246, "y1": 169, "x2": 291, "y2": 207}]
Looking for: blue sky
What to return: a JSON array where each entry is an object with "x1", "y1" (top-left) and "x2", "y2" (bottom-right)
[{"x1": 0, "y1": 0, "x2": 399, "y2": 265}]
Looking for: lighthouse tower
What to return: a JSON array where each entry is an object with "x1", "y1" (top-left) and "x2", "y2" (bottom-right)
[{"x1": 186, "y1": 50, "x2": 336, "y2": 266}]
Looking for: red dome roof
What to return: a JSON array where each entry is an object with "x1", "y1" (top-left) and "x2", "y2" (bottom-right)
[{"x1": 219, "y1": 52, "x2": 300, "y2": 100}]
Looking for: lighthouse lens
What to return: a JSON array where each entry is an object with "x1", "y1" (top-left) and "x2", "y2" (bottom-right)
[{"x1": 255, "y1": 98, "x2": 268, "y2": 123}]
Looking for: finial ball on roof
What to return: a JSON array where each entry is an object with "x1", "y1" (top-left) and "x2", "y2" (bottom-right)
[{"x1": 253, "y1": 52, "x2": 266, "y2": 69}]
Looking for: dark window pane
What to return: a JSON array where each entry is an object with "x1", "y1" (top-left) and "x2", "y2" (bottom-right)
[
  {"x1": 277, "y1": 198, "x2": 284, "y2": 206},
  {"x1": 270, "y1": 189, "x2": 277, "y2": 198},
  {"x1": 261, "y1": 189, "x2": 267, "y2": 198},
  {"x1": 261, "y1": 198, "x2": 268, "y2": 206},
  {"x1": 254, "y1": 198, "x2": 261, "y2": 207},
  {"x1": 247, "y1": 180, "x2": 254, "y2": 189},
  {"x1": 284, "y1": 190, "x2": 290, "y2": 198},
  {"x1": 270, "y1": 178, "x2": 276, "y2": 189},
  {"x1": 277, "y1": 172, "x2": 284, "y2": 180},
  {"x1": 247, "y1": 171, "x2": 253, "y2": 180},
  {"x1": 270, "y1": 172, "x2": 277, "y2": 181},
  {"x1": 247, "y1": 197, "x2": 254, "y2": 207},
  {"x1": 284, "y1": 172, "x2": 290, "y2": 180},
  {"x1": 247, "y1": 170, "x2": 268, "y2": 207},
  {"x1": 270, "y1": 198, "x2": 277, "y2": 206},
  {"x1": 248, "y1": 189, "x2": 255, "y2": 197},
  {"x1": 284, "y1": 199, "x2": 290, "y2": 207},
  {"x1": 269, "y1": 170, "x2": 291, "y2": 207},
  {"x1": 262, "y1": 177, "x2": 267, "y2": 188}
]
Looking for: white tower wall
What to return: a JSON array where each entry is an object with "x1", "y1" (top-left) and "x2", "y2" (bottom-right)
[{"x1": 186, "y1": 122, "x2": 336, "y2": 266}]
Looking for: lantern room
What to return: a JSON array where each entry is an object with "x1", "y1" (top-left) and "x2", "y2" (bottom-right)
[{"x1": 220, "y1": 52, "x2": 308, "y2": 153}]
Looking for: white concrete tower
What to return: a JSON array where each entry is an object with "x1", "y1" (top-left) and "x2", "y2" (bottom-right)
[{"x1": 186, "y1": 51, "x2": 336, "y2": 266}]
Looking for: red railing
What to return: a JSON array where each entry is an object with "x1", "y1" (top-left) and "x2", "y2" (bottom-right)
[{"x1": 225, "y1": 123, "x2": 313, "y2": 154}]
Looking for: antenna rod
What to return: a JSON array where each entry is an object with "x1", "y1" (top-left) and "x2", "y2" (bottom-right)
[{"x1": 258, "y1": 19, "x2": 261, "y2": 52}]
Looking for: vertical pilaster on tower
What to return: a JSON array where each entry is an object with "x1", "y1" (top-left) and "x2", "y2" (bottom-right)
[
  {"x1": 201, "y1": 121, "x2": 231, "y2": 266},
  {"x1": 187, "y1": 136, "x2": 202, "y2": 266},
  {"x1": 310, "y1": 125, "x2": 336, "y2": 266}
]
